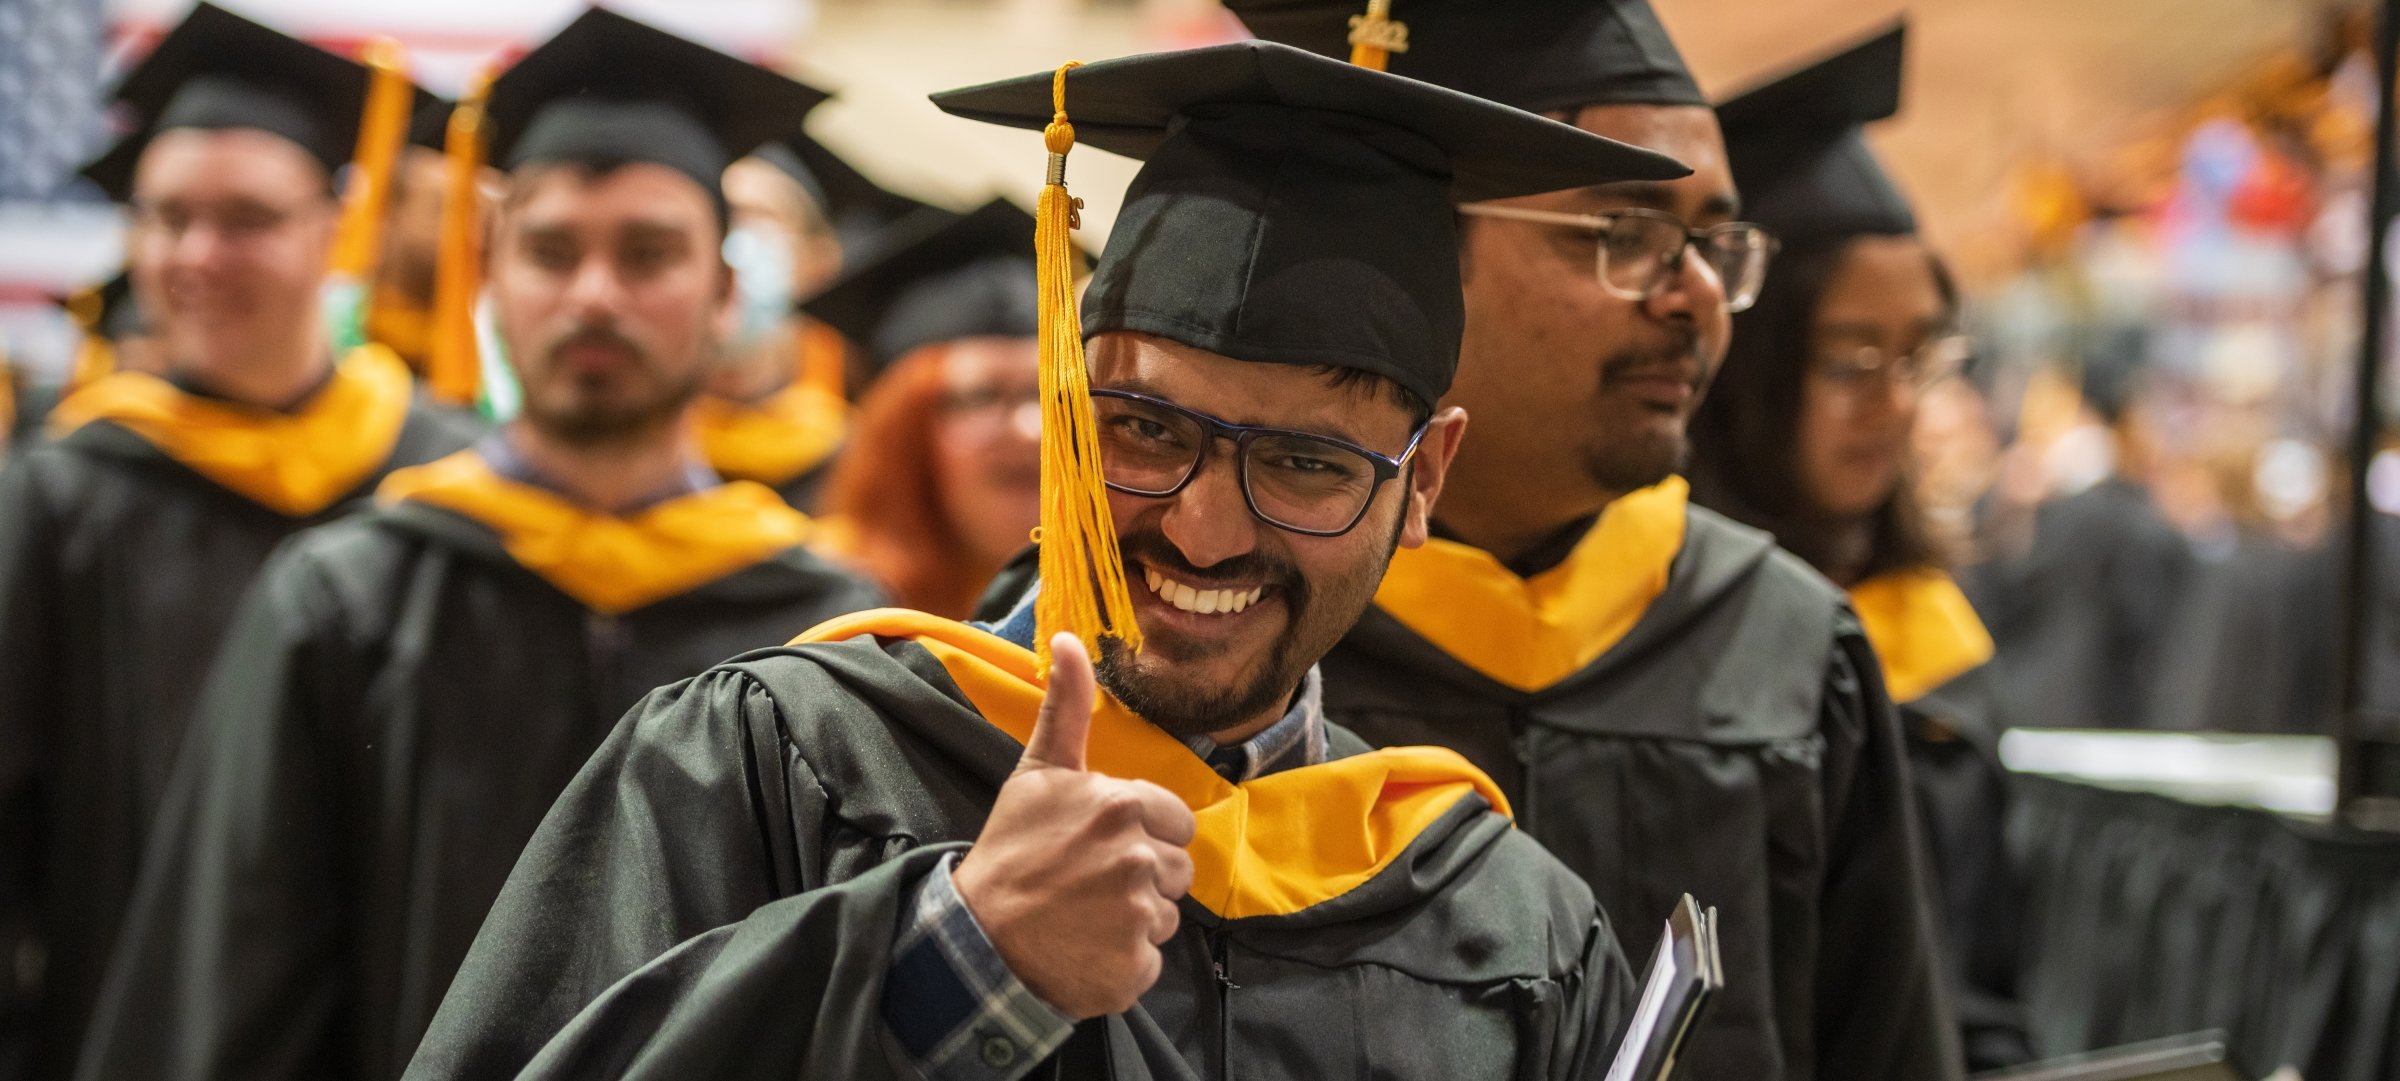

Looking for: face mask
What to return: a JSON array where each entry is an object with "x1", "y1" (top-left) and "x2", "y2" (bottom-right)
[{"x1": 723, "y1": 223, "x2": 798, "y2": 352}]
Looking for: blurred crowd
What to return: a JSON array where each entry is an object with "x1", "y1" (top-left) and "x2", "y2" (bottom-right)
[{"x1": 1908, "y1": 6, "x2": 2400, "y2": 734}]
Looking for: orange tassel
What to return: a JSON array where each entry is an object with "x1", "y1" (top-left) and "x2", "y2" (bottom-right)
[
  {"x1": 426, "y1": 66, "x2": 492, "y2": 408},
  {"x1": 1031, "y1": 61, "x2": 1144, "y2": 678},
  {"x1": 331, "y1": 37, "x2": 412, "y2": 279}
]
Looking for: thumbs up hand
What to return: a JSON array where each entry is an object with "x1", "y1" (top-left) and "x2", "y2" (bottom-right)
[{"x1": 954, "y1": 633, "x2": 1198, "y2": 1019}]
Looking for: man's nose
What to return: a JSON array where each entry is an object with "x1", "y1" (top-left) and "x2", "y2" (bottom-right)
[
  {"x1": 1157, "y1": 444, "x2": 1262, "y2": 571},
  {"x1": 1643, "y1": 241, "x2": 1725, "y2": 324},
  {"x1": 564, "y1": 255, "x2": 628, "y2": 316}
]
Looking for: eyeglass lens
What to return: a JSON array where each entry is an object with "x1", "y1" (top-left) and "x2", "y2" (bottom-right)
[
  {"x1": 1091, "y1": 394, "x2": 1383, "y2": 534},
  {"x1": 1594, "y1": 213, "x2": 1775, "y2": 312}
]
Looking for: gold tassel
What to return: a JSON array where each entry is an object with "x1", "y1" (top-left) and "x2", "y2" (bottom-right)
[
  {"x1": 1346, "y1": 0, "x2": 1408, "y2": 71},
  {"x1": 331, "y1": 37, "x2": 412, "y2": 280},
  {"x1": 63, "y1": 285, "x2": 115, "y2": 390},
  {"x1": 1032, "y1": 61, "x2": 1144, "y2": 678},
  {"x1": 426, "y1": 66, "x2": 492, "y2": 408}
]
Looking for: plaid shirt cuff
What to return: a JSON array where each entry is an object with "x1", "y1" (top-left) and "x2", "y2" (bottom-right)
[{"x1": 882, "y1": 852, "x2": 1076, "y2": 1081}]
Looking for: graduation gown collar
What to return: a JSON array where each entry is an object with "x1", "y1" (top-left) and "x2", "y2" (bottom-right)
[
  {"x1": 376, "y1": 449, "x2": 816, "y2": 615},
  {"x1": 1373, "y1": 477, "x2": 1690, "y2": 692},
  {"x1": 46, "y1": 344, "x2": 415, "y2": 517},
  {"x1": 1846, "y1": 566, "x2": 1994, "y2": 704},
  {"x1": 794, "y1": 608, "x2": 1512, "y2": 920}
]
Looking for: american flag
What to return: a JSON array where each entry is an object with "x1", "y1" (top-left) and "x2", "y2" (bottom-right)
[{"x1": 0, "y1": 0, "x2": 106, "y2": 201}]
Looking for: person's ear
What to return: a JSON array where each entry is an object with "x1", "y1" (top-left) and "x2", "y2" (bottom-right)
[{"x1": 1398, "y1": 405, "x2": 1469, "y2": 549}]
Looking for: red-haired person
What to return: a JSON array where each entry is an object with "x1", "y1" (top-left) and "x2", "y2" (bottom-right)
[{"x1": 808, "y1": 199, "x2": 1043, "y2": 617}]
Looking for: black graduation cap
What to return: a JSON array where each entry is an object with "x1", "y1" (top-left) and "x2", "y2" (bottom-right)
[
  {"x1": 753, "y1": 133, "x2": 938, "y2": 258},
  {"x1": 799, "y1": 198, "x2": 1045, "y2": 369},
  {"x1": 1717, "y1": 21, "x2": 1916, "y2": 249},
  {"x1": 1224, "y1": 0, "x2": 1706, "y2": 113},
  {"x1": 408, "y1": 96, "x2": 455, "y2": 152},
  {"x1": 80, "y1": 2, "x2": 436, "y2": 202},
  {"x1": 932, "y1": 40, "x2": 1687, "y2": 408},
  {"x1": 485, "y1": 7, "x2": 831, "y2": 197}
]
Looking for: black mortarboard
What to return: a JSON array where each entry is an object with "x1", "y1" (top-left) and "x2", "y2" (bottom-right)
[
  {"x1": 485, "y1": 8, "x2": 831, "y2": 197},
  {"x1": 800, "y1": 199, "x2": 1044, "y2": 369},
  {"x1": 754, "y1": 133, "x2": 938, "y2": 257},
  {"x1": 1718, "y1": 21, "x2": 1916, "y2": 249},
  {"x1": 408, "y1": 96, "x2": 454, "y2": 151},
  {"x1": 1224, "y1": 0, "x2": 1706, "y2": 112},
  {"x1": 933, "y1": 41, "x2": 1686, "y2": 408},
  {"x1": 79, "y1": 3, "x2": 435, "y2": 202}
]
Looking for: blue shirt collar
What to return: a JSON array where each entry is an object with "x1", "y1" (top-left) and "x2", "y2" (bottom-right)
[{"x1": 475, "y1": 432, "x2": 721, "y2": 514}]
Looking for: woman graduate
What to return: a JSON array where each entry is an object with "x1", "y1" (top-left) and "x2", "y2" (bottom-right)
[
  {"x1": 806, "y1": 199, "x2": 1046, "y2": 617},
  {"x1": 1685, "y1": 23, "x2": 2032, "y2": 1071}
]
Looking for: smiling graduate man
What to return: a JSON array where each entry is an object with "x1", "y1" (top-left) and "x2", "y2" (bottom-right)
[{"x1": 401, "y1": 40, "x2": 1688, "y2": 1081}]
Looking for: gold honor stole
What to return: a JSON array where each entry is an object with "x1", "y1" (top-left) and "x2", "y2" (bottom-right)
[
  {"x1": 377, "y1": 450, "x2": 814, "y2": 615},
  {"x1": 691, "y1": 379, "x2": 849, "y2": 488},
  {"x1": 1371, "y1": 478, "x2": 1690, "y2": 693},
  {"x1": 47, "y1": 345, "x2": 415, "y2": 518},
  {"x1": 1846, "y1": 567, "x2": 1996, "y2": 705},
  {"x1": 795, "y1": 609, "x2": 1514, "y2": 919},
  {"x1": 693, "y1": 325, "x2": 852, "y2": 487}
]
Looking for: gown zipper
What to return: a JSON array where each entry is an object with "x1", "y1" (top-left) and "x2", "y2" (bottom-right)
[
  {"x1": 1207, "y1": 928, "x2": 1239, "y2": 1079},
  {"x1": 1508, "y1": 705, "x2": 1540, "y2": 834},
  {"x1": 583, "y1": 611, "x2": 626, "y2": 716}
]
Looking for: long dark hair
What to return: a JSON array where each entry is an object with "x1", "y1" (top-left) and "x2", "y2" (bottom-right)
[{"x1": 1685, "y1": 235, "x2": 1955, "y2": 585}]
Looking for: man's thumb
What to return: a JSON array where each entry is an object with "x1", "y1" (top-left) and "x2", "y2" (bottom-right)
[{"x1": 1022, "y1": 632, "x2": 1096, "y2": 772}]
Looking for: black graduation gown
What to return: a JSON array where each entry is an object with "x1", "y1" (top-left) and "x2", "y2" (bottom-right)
[
  {"x1": 1320, "y1": 500, "x2": 1961, "y2": 1081},
  {"x1": 403, "y1": 614, "x2": 1636, "y2": 1081},
  {"x1": 1846, "y1": 567, "x2": 2031, "y2": 1072},
  {"x1": 1897, "y1": 666, "x2": 2031, "y2": 1071},
  {"x1": 0, "y1": 389, "x2": 473, "y2": 1081},
  {"x1": 72, "y1": 490, "x2": 885, "y2": 1081},
  {"x1": 2143, "y1": 531, "x2": 2339, "y2": 733},
  {"x1": 1963, "y1": 477, "x2": 2197, "y2": 730}
]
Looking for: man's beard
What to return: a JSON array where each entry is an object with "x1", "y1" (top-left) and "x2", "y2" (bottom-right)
[
  {"x1": 521, "y1": 325, "x2": 703, "y2": 448},
  {"x1": 1583, "y1": 338, "x2": 1705, "y2": 495},
  {"x1": 1094, "y1": 512, "x2": 1402, "y2": 741}
]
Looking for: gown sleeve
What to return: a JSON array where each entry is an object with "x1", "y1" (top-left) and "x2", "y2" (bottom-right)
[
  {"x1": 401, "y1": 666, "x2": 942, "y2": 1081},
  {"x1": 1810, "y1": 618, "x2": 1967, "y2": 1081},
  {"x1": 1555, "y1": 915, "x2": 1637, "y2": 1081},
  {"x1": 71, "y1": 541, "x2": 354, "y2": 1081},
  {"x1": 0, "y1": 457, "x2": 63, "y2": 1072}
]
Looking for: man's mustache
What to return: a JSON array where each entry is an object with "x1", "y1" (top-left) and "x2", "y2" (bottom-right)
[
  {"x1": 1600, "y1": 333, "x2": 1705, "y2": 389},
  {"x1": 546, "y1": 325, "x2": 646, "y2": 364},
  {"x1": 1117, "y1": 529, "x2": 1301, "y2": 595}
]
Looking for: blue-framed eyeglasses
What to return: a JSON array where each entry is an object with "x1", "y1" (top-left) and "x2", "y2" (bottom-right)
[{"x1": 1090, "y1": 388, "x2": 1428, "y2": 537}]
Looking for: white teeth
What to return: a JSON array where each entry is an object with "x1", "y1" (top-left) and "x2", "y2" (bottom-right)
[{"x1": 1140, "y1": 570, "x2": 1267, "y2": 616}]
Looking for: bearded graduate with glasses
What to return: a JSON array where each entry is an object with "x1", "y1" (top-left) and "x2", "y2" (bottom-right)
[
  {"x1": 404, "y1": 40, "x2": 1690, "y2": 1081},
  {"x1": 1222, "y1": 3, "x2": 1966, "y2": 1081}
]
